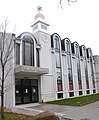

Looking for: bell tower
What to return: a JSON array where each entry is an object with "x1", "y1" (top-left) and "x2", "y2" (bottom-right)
[{"x1": 31, "y1": 6, "x2": 49, "y2": 34}]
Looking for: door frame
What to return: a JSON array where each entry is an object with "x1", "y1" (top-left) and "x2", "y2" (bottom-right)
[{"x1": 15, "y1": 79, "x2": 38, "y2": 105}]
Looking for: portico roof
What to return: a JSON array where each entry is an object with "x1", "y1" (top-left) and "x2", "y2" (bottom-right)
[{"x1": 14, "y1": 65, "x2": 49, "y2": 76}]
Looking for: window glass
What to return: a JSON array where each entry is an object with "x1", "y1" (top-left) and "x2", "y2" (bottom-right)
[
  {"x1": 93, "y1": 90, "x2": 96, "y2": 93},
  {"x1": 68, "y1": 69, "x2": 72, "y2": 82},
  {"x1": 22, "y1": 35, "x2": 34, "y2": 66},
  {"x1": 83, "y1": 47, "x2": 86, "y2": 58},
  {"x1": 88, "y1": 49, "x2": 92, "y2": 57},
  {"x1": 67, "y1": 54, "x2": 72, "y2": 69},
  {"x1": 79, "y1": 47, "x2": 83, "y2": 56},
  {"x1": 79, "y1": 91, "x2": 82, "y2": 95},
  {"x1": 36, "y1": 49, "x2": 39, "y2": 67},
  {"x1": 86, "y1": 49, "x2": 89, "y2": 58},
  {"x1": 54, "y1": 37, "x2": 60, "y2": 49},
  {"x1": 57, "y1": 72, "x2": 61, "y2": 83},
  {"x1": 55, "y1": 52, "x2": 61, "y2": 68},
  {"x1": 86, "y1": 90, "x2": 90, "y2": 94},
  {"x1": 69, "y1": 92, "x2": 74, "y2": 97},
  {"x1": 66, "y1": 41, "x2": 70, "y2": 53},
  {"x1": 71, "y1": 43, "x2": 75, "y2": 54},
  {"x1": 25, "y1": 42, "x2": 31, "y2": 65},
  {"x1": 16, "y1": 43, "x2": 20, "y2": 64},
  {"x1": 75, "y1": 44, "x2": 79, "y2": 56},
  {"x1": 57, "y1": 93, "x2": 63, "y2": 99},
  {"x1": 57, "y1": 72, "x2": 62, "y2": 91}
]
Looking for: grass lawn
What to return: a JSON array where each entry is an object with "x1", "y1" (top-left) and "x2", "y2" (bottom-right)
[
  {"x1": 47, "y1": 93, "x2": 99, "y2": 106},
  {"x1": 0, "y1": 112, "x2": 33, "y2": 120}
]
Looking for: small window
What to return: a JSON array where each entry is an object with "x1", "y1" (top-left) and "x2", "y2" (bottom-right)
[
  {"x1": 33, "y1": 25, "x2": 38, "y2": 31},
  {"x1": 79, "y1": 91, "x2": 82, "y2": 96},
  {"x1": 57, "y1": 93, "x2": 63, "y2": 99},
  {"x1": 41, "y1": 24, "x2": 47, "y2": 30},
  {"x1": 69, "y1": 92, "x2": 74, "y2": 97},
  {"x1": 93, "y1": 90, "x2": 96, "y2": 93},
  {"x1": 86, "y1": 90, "x2": 90, "y2": 94}
]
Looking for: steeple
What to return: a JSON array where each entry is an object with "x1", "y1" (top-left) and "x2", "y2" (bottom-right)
[
  {"x1": 35, "y1": 6, "x2": 45, "y2": 20},
  {"x1": 31, "y1": 6, "x2": 49, "y2": 34}
]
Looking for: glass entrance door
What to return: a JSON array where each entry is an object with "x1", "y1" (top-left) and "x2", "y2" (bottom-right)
[
  {"x1": 31, "y1": 86, "x2": 38, "y2": 102},
  {"x1": 23, "y1": 79, "x2": 30, "y2": 103},
  {"x1": 15, "y1": 79, "x2": 22, "y2": 104},
  {"x1": 15, "y1": 79, "x2": 38, "y2": 105}
]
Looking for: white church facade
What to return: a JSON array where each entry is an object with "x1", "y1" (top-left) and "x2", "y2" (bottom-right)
[{"x1": 0, "y1": 9, "x2": 99, "y2": 108}]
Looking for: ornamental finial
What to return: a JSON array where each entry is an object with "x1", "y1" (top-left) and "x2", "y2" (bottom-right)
[{"x1": 37, "y1": 6, "x2": 42, "y2": 13}]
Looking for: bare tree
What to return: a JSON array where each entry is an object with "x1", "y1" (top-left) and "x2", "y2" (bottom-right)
[
  {"x1": 0, "y1": 19, "x2": 15, "y2": 120},
  {"x1": 59, "y1": 0, "x2": 77, "y2": 8}
]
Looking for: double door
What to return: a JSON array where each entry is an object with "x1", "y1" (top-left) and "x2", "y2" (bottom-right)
[{"x1": 15, "y1": 79, "x2": 38, "y2": 105}]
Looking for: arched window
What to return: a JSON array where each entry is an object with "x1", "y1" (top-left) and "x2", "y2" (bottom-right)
[
  {"x1": 54, "y1": 36, "x2": 60, "y2": 50},
  {"x1": 66, "y1": 40, "x2": 70, "y2": 53},
  {"x1": 74, "y1": 42, "x2": 82, "y2": 90},
  {"x1": 82, "y1": 46, "x2": 86, "y2": 59},
  {"x1": 88, "y1": 48, "x2": 95, "y2": 89},
  {"x1": 22, "y1": 35, "x2": 34, "y2": 66},
  {"x1": 51, "y1": 33, "x2": 63, "y2": 93},
  {"x1": 65, "y1": 39, "x2": 73, "y2": 91},
  {"x1": 75, "y1": 43, "x2": 79, "y2": 56}
]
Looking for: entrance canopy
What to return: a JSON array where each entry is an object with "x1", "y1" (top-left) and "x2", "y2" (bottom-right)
[{"x1": 14, "y1": 65, "x2": 49, "y2": 76}]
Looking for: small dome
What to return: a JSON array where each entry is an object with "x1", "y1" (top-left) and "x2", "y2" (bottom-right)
[{"x1": 35, "y1": 12, "x2": 45, "y2": 20}]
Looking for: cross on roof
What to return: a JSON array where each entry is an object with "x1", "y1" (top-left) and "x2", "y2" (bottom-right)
[{"x1": 37, "y1": 6, "x2": 42, "y2": 12}]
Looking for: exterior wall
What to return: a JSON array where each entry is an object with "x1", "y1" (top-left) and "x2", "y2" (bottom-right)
[
  {"x1": 47, "y1": 35, "x2": 97, "y2": 102},
  {"x1": 33, "y1": 31, "x2": 54, "y2": 102},
  {"x1": 93, "y1": 55, "x2": 99, "y2": 92}
]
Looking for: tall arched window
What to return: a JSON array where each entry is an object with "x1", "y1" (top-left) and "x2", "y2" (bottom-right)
[
  {"x1": 65, "y1": 40, "x2": 73, "y2": 91},
  {"x1": 82, "y1": 46, "x2": 89, "y2": 89},
  {"x1": 51, "y1": 33, "x2": 63, "y2": 94},
  {"x1": 74, "y1": 43, "x2": 82, "y2": 90},
  {"x1": 22, "y1": 35, "x2": 34, "y2": 66},
  {"x1": 88, "y1": 48, "x2": 95, "y2": 89}
]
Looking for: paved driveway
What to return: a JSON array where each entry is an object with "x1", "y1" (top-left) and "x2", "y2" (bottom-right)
[{"x1": 13, "y1": 101, "x2": 99, "y2": 120}]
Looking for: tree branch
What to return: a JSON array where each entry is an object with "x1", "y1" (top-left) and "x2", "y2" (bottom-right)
[
  {"x1": 4, "y1": 82, "x2": 15, "y2": 93},
  {"x1": 59, "y1": 0, "x2": 77, "y2": 7},
  {"x1": 4, "y1": 67, "x2": 14, "y2": 81}
]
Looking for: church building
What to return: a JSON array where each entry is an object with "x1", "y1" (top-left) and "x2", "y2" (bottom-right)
[{"x1": 0, "y1": 7, "x2": 99, "y2": 108}]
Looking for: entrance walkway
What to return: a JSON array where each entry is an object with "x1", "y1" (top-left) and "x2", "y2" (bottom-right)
[{"x1": 12, "y1": 101, "x2": 99, "y2": 120}]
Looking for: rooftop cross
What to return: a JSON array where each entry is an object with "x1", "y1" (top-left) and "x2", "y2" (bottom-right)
[{"x1": 37, "y1": 6, "x2": 42, "y2": 13}]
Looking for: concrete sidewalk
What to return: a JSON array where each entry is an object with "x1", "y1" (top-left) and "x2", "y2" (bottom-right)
[{"x1": 12, "y1": 101, "x2": 99, "y2": 120}]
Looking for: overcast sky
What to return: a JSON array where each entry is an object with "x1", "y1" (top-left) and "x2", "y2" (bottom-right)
[{"x1": 0, "y1": 0, "x2": 99, "y2": 55}]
